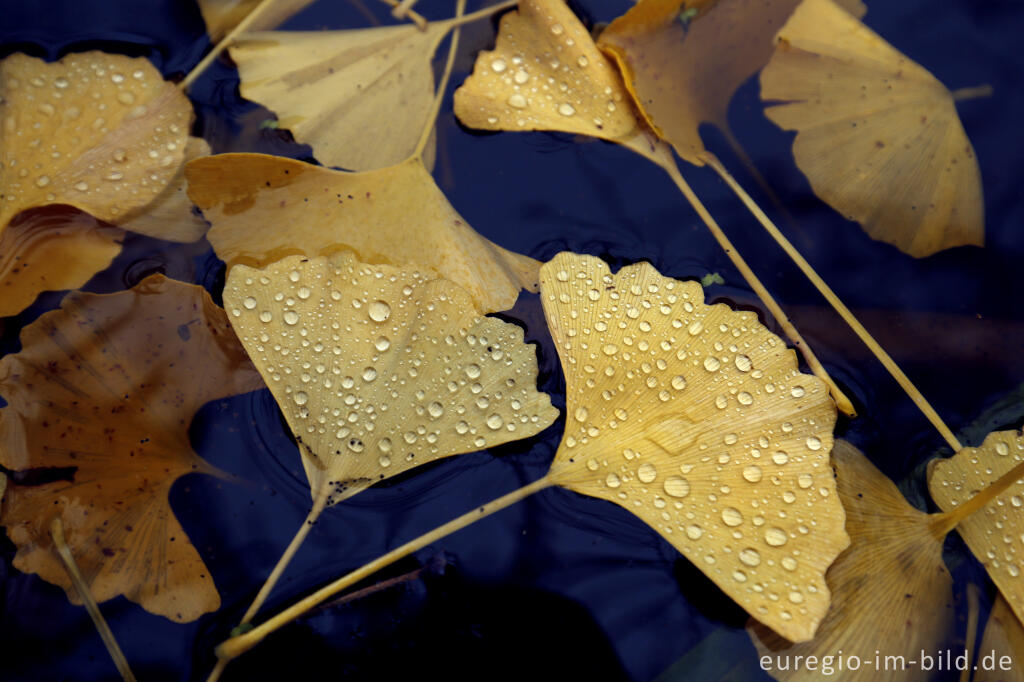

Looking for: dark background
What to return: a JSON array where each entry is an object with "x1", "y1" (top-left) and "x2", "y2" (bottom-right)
[{"x1": 1, "y1": 0, "x2": 1023, "y2": 679}]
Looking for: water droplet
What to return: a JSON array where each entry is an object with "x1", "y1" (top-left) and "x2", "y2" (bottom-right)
[
  {"x1": 797, "y1": 473, "x2": 813, "y2": 489},
  {"x1": 791, "y1": 386, "x2": 806, "y2": 398},
  {"x1": 259, "y1": 311, "x2": 272, "y2": 323},
  {"x1": 735, "y1": 355, "x2": 752, "y2": 372},
  {"x1": 362, "y1": 367, "x2": 378, "y2": 382},
  {"x1": 742, "y1": 465, "x2": 763, "y2": 483},
  {"x1": 772, "y1": 451, "x2": 789, "y2": 465},
  {"x1": 664, "y1": 476, "x2": 690, "y2": 498},
  {"x1": 764, "y1": 527, "x2": 788, "y2": 546},
  {"x1": 379, "y1": 455, "x2": 391, "y2": 468},
  {"x1": 721, "y1": 507, "x2": 743, "y2": 527},
  {"x1": 368, "y1": 300, "x2": 391, "y2": 322},
  {"x1": 605, "y1": 473, "x2": 622, "y2": 489},
  {"x1": 781, "y1": 557, "x2": 798, "y2": 571},
  {"x1": 737, "y1": 391, "x2": 753, "y2": 406},
  {"x1": 638, "y1": 463, "x2": 658, "y2": 483},
  {"x1": 35, "y1": 175, "x2": 50, "y2": 188},
  {"x1": 806, "y1": 436, "x2": 822, "y2": 451},
  {"x1": 293, "y1": 391, "x2": 308, "y2": 406},
  {"x1": 486, "y1": 414, "x2": 504, "y2": 430},
  {"x1": 739, "y1": 548, "x2": 762, "y2": 566},
  {"x1": 74, "y1": 181, "x2": 89, "y2": 191},
  {"x1": 550, "y1": 22, "x2": 564, "y2": 35},
  {"x1": 685, "y1": 524, "x2": 703, "y2": 540},
  {"x1": 996, "y1": 441, "x2": 1010, "y2": 456},
  {"x1": 602, "y1": 343, "x2": 619, "y2": 356},
  {"x1": 514, "y1": 69, "x2": 529, "y2": 84},
  {"x1": 671, "y1": 375, "x2": 687, "y2": 390},
  {"x1": 283, "y1": 311, "x2": 299, "y2": 325},
  {"x1": 577, "y1": 56, "x2": 589, "y2": 67},
  {"x1": 428, "y1": 402, "x2": 444, "y2": 418},
  {"x1": 466, "y1": 364, "x2": 481, "y2": 379},
  {"x1": 558, "y1": 103, "x2": 576, "y2": 117},
  {"x1": 508, "y1": 93, "x2": 527, "y2": 109},
  {"x1": 297, "y1": 286, "x2": 311, "y2": 300},
  {"x1": 491, "y1": 58, "x2": 507, "y2": 73},
  {"x1": 574, "y1": 406, "x2": 589, "y2": 422},
  {"x1": 243, "y1": 296, "x2": 257, "y2": 310},
  {"x1": 703, "y1": 356, "x2": 721, "y2": 371},
  {"x1": 375, "y1": 336, "x2": 391, "y2": 352}
]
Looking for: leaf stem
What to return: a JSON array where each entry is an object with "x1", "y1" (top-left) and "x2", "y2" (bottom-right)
[
  {"x1": 379, "y1": 0, "x2": 428, "y2": 28},
  {"x1": 641, "y1": 141, "x2": 856, "y2": 417},
  {"x1": 181, "y1": 0, "x2": 276, "y2": 90},
  {"x1": 413, "y1": 0, "x2": 468, "y2": 161},
  {"x1": 952, "y1": 85, "x2": 993, "y2": 102},
  {"x1": 50, "y1": 518, "x2": 137, "y2": 682},
  {"x1": 930, "y1": 457, "x2": 1024, "y2": 537},
  {"x1": 214, "y1": 475, "x2": 554, "y2": 662},
  {"x1": 703, "y1": 151, "x2": 962, "y2": 451}
]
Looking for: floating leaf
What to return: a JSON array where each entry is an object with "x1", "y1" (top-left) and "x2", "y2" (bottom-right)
[
  {"x1": 229, "y1": 19, "x2": 461, "y2": 171},
  {"x1": 0, "y1": 275, "x2": 263, "y2": 622},
  {"x1": 223, "y1": 252, "x2": 558, "y2": 509},
  {"x1": 538, "y1": 251, "x2": 847, "y2": 643},
  {"x1": 118, "y1": 136, "x2": 211, "y2": 243},
  {"x1": 186, "y1": 154, "x2": 540, "y2": 313},
  {"x1": 976, "y1": 594, "x2": 1024, "y2": 682},
  {"x1": 760, "y1": 0, "x2": 983, "y2": 257},
  {"x1": 595, "y1": 0, "x2": 865, "y2": 166},
  {"x1": 929, "y1": 430, "x2": 1024, "y2": 625},
  {"x1": 197, "y1": 0, "x2": 315, "y2": 42},
  {"x1": 750, "y1": 439, "x2": 955, "y2": 680},
  {"x1": 453, "y1": 0, "x2": 646, "y2": 149},
  {"x1": 0, "y1": 52, "x2": 193, "y2": 231},
  {"x1": 0, "y1": 208, "x2": 123, "y2": 318}
]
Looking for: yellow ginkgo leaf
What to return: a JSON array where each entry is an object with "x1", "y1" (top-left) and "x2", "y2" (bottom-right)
[
  {"x1": 976, "y1": 594, "x2": 1024, "y2": 682},
  {"x1": 186, "y1": 153, "x2": 540, "y2": 314},
  {"x1": 453, "y1": 0, "x2": 645, "y2": 149},
  {"x1": 119, "y1": 136, "x2": 211, "y2": 243},
  {"x1": 0, "y1": 208, "x2": 123, "y2": 318},
  {"x1": 0, "y1": 52, "x2": 193, "y2": 231},
  {"x1": 596, "y1": 0, "x2": 865, "y2": 166},
  {"x1": 229, "y1": 19, "x2": 462, "y2": 171},
  {"x1": 929, "y1": 430, "x2": 1024, "y2": 624},
  {"x1": 224, "y1": 252, "x2": 558, "y2": 508},
  {"x1": 750, "y1": 439, "x2": 955, "y2": 681},
  {"x1": 760, "y1": 0, "x2": 983, "y2": 257},
  {"x1": 197, "y1": 0, "x2": 315, "y2": 42},
  {"x1": 538, "y1": 251, "x2": 847, "y2": 643}
]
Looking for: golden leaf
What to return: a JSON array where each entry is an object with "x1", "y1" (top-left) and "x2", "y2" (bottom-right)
[
  {"x1": 0, "y1": 275, "x2": 263, "y2": 622},
  {"x1": 197, "y1": 0, "x2": 315, "y2": 42},
  {"x1": 119, "y1": 136, "x2": 211, "y2": 243},
  {"x1": 929, "y1": 430, "x2": 1024, "y2": 625},
  {"x1": 538, "y1": 251, "x2": 847, "y2": 643},
  {"x1": 750, "y1": 440, "x2": 955, "y2": 681},
  {"x1": 596, "y1": 0, "x2": 866, "y2": 166},
  {"x1": 0, "y1": 52, "x2": 193, "y2": 231},
  {"x1": 977, "y1": 594, "x2": 1024, "y2": 682},
  {"x1": 0, "y1": 208, "x2": 123, "y2": 318},
  {"x1": 186, "y1": 154, "x2": 540, "y2": 314},
  {"x1": 223, "y1": 252, "x2": 558, "y2": 508},
  {"x1": 229, "y1": 20, "x2": 460, "y2": 171},
  {"x1": 453, "y1": 0, "x2": 645, "y2": 148},
  {"x1": 760, "y1": 0, "x2": 983, "y2": 257}
]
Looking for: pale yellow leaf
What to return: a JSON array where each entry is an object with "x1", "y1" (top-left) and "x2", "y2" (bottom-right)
[
  {"x1": 197, "y1": 0, "x2": 315, "y2": 42},
  {"x1": 119, "y1": 137, "x2": 211, "y2": 242}
]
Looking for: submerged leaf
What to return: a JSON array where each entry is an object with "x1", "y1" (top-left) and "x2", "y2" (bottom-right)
[
  {"x1": 197, "y1": 0, "x2": 315, "y2": 42},
  {"x1": 223, "y1": 252, "x2": 558, "y2": 507},
  {"x1": 186, "y1": 154, "x2": 540, "y2": 313},
  {"x1": 596, "y1": 0, "x2": 865, "y2": 165},
  {"x1": 538, "y1": 252, "x2": 847, "y2": 643},
  {"x1": 750, "y1": 440, "x2": 955, "y2": 680},
  {"x1": 0, "y1": 52, "x2": 193, "y2": 231},
  {"x1": 929, "y1": 430, "x2": 1024, "y2": 625},
  {"x1": 0, "y1": 276, "x2": 263, "y2": 622},
  {"x1": 760, "y1": 0, "x2": 983, "y2": 257},
  {"x1": 229, "y1": 19, "x2": 457, "y2": 171},
  {"x1": 0, "y1": 208, "x2": 123, "y2": 318},
  {"x1": 453, "y1": 0, "x2": 644, "y2": 146},
  {"x1": 119, "y1": 136, "x2": 211, "y2": 243}
]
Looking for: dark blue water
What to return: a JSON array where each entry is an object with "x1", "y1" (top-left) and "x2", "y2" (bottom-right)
[{"x1": 2, "y1": 0, "x2": 1023, "y2": 680}]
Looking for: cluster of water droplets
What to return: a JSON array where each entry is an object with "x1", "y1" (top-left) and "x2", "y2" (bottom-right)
[
  {"x1": 460, "y1": 0, "x2": 634, "y2": 138},
  {"x1": 539, "y1": 252, "x2": 842, "y2": 632},
  {"x1": 0, "y1": 53, "x2": 190, "y2": 220},
  {"x1": 931, "y1": 432, "x2": 1024, "y2": 593},
  {"x1": 224, "y1": 253, "x2": 557, "y2": 506}
]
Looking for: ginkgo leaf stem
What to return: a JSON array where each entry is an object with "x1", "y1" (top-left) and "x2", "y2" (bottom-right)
[
  {"x1": 379, "y1": 0, "x2": 428, "y2": 29},
  {"x1": 951, "y1": 84, "x2": 993, "y2": 102},
  {"x1": 702, "y1": 151, "x2": 963, "y2": 452},
  {"x1": 413, "y1": 0, "x2": 468, "y2": 161},
  {"x1": 391, "y1": 0, "x2": 421, "y2": 20},
  {"x1": 446, "y1": 0, "x2": 519, "y2": 27},
  {"x1": 181, "y1": 0, "x2": 276, "y2": 90},
  {"x1": 50, "y1": 518, "x2": 138, "y2": 682},
  {"x1": 215, "y1": 475, "x2": 554, "y2": 662},
  {"x1": 929, "y1": 457, "x2": 1024, "y2": 537},
  {"x1": 638, "y1": 141, "x2": 856, "y2": 418}
]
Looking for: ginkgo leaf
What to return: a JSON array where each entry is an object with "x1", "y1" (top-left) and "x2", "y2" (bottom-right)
[
  {"x1": 223, "y1": 252, "x2": 558, "y2": 509},
  {"x1": 760, "y1": 0, "x2": 983, "y2": 257},
  {"x1": 0, "y1": 275, "x2": 263, "y2": 622},
  {"x1": 229, "y1": 19, "x2": 458, "y2": 171},
  {"x1": 186, "y1": 153, "x2": 540, "y2": 314},
  {"x1": 0, "y1": 207, "x2": 124, "y2": 318},
  {"x1": 197, "y1": 0, "x2": 315, "y2": 42},
  {"x1": 595, "y1": 0, "x2": 865, "y2": 166},
  {"x1": 0, "y1": 52, "x2": 193, "y2": 231},
  {"x1": 750, "y1": 439, "x2": 955, "y2": 681},
  {"x1": 929, "y1": 430, "x2": 1024, "y2": 625},
  {"x1": 118, "y1": 136, "x2": 211, "y2": 243},
  {"x1": 453, "y1": 0, "x2": 646, "y2": 149},
  {"x1": 538, "y1": 251, "x2": 847, "y2": 643},
  {"x1": 976, "y1": 594, "x2": 1024, "y2": 682}
]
